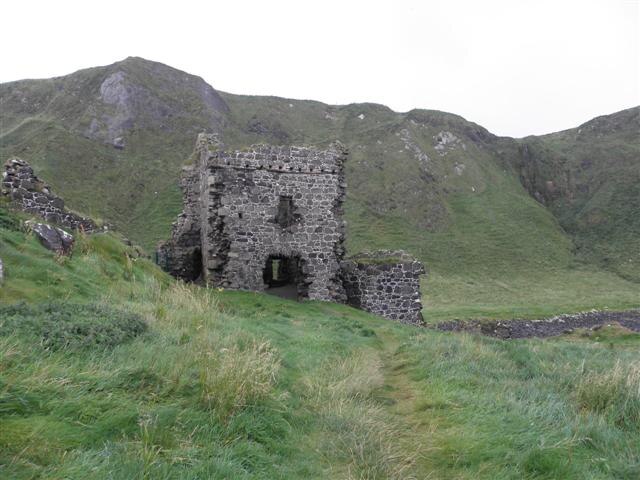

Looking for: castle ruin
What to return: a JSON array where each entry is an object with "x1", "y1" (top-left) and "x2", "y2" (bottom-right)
[
  {"x1": 158, "y1": 134, "x2": 425, "y2": 324},
  {"x1": 158, "y1": 134, "x2": 347, "y2": 302}
]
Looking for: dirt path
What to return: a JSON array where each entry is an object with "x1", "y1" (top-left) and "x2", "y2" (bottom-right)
[
  {"x1": 432, "y1": 309, "x2": 640, "y2": 339},
  {"x1": 375, "y1": 331, "x2": 440, "y2": 477}
]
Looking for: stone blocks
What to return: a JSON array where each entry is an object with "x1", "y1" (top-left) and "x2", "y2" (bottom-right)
[
  {"x1": 159, "y1": 135, "x2": 427, "y2": 324},
  {"x1": 159, "y1": 134, "x2": 348, "y2": 302},
  {"x1": 342, "y1": 250, "x2": 425, "y2": 325},
  {"x1": 2, "y1": 158, "x2": 96, "y2": 233}
]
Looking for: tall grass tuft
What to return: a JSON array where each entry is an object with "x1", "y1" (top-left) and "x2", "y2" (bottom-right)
[
  {"x1": 576, "y1": 361, "x2": 640, "y2": 430},
  {"x1": 159, "y1": 282, "x2": 219, "y2": 318},
  {"x1": 196, "y1": 338, "x2": 279, "y2": 419},
  {"x1": 140, "y1": 280, "x2": 281, "y2": 419}
]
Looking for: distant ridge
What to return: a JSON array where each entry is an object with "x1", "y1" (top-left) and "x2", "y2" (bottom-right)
[{"x1": 1, "y1": 57, "x2": 638, "y2": 284}]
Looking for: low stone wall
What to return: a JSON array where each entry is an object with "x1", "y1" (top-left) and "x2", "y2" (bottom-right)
[
  {"x1": 342, "y1": 250, "x2": 425, "y2": 325},
  {"x1": 2, "y1": 158, "x2": 96, "y2": 232}
]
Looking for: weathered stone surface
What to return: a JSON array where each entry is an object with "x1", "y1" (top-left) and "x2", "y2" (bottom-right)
[
  {"x1": 159, "y1": 133, "x2": 347, "y2": 301},
  {"x1": 156, "y1": 165, "x2": 202, "y2": 280},
  {"x1": 2, "y1": 158, "x2": 96, "y2": 233},
  {"x1": 342, "y1": 250, "x2": 425, "y2": 325},
  {"x1": 159, "y1": 135, "x2": 427, "y2": 317},
  {"x1": 26, "y1": 221, "x2": 75, "y2": 254}
]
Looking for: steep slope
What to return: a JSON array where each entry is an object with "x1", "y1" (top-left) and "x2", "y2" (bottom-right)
[
  {"x1": 1, "y1": 57, "x2": 638, "y2": 318},
  {"x1": 511, "y1": 107, "x2": 640, "y2": 281},
  {"x1": 0, "y1": 57, "x2": 229, "y2": 244},
  {"x1": 219, "y1": 94, "x2": 571, "y2": 275}
]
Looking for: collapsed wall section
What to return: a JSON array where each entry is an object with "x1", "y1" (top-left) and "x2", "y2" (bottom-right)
[
  {"x1": 342, "y1": 250, "x2": 425, "y2": 325},
  {"x1": 2, "y1": 158, "x2": 96, "y2": 232},
  {"x1": 156, "y1": 165, "x2": 202, "y2": 280}
]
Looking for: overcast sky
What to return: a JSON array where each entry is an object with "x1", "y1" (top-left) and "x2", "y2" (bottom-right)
[{"x1": 2, "y1": 0, "x2": 638, "y2": 137}]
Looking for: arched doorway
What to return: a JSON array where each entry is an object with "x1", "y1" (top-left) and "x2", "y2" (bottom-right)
[{"x1": 263, "y1": 254, "x2": 308, "y2": 300}]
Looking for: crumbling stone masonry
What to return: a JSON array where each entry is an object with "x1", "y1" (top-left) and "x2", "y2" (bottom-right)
[
  {"x1": 158, "y1": 134, "x2": 348, "y2": 302},
  {"x1": 342, "y1": 251, "x2": 425, "y2": 325},
  {"x1": 159, "y1": 135, "x2": 427, "y2": 323},
  {"x1": 2, "y1": 158, "x2": 96, "y2": 232}
]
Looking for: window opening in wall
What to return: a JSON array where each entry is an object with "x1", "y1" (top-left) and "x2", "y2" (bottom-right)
[{"x1": 275, "y1": 195, "x2": 297, "y2": 229}]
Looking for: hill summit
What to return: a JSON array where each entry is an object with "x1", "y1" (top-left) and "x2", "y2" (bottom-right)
[{"x1": 1, "y1": 57, "x2": 638, "y2": 316}]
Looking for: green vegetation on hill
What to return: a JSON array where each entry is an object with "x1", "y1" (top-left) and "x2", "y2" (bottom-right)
[
  {"x1": 1, "y1": 57, "x2": 638, "y2": 320},
  {"x1": 511, "y1": 107, "x2": 640, "y2": 282},
  {"x1": 1, "y1": 206, "x2": 639, "y2": 478}
]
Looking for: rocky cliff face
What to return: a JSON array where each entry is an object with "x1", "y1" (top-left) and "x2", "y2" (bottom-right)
[{"x1": 510, "y1": 107, "x2": 640, "y2": 280}]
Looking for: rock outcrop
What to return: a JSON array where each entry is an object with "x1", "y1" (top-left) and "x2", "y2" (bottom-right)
[
  {"x1": 26, "y1": 221, "x2": 75, "y2": 255},
  {"x1": 2, "y1": 158, "x2": 96, "y2": 232}
]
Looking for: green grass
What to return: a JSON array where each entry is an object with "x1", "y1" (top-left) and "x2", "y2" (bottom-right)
[
  {"x1": 2, "y1": 58, "x2": 638, "y2": 321},
  {"x1": 0, "y1": 207, "x2": 166, "y2": 304},
  {"x1": 424, "y1": 268, "x2": 640, "y2": 322},
  {"x1": 2, "y1": 207, "x2": 640, "y2": 478}
]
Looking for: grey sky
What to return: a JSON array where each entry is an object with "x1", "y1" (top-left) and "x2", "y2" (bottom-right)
[{"x1": 2, "y1": 0, "x2": 638, "y2": 137}]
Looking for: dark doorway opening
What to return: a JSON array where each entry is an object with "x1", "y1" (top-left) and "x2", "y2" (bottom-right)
[
  {"x1": 191, "y1": 247, "x2": 203, "y2": 282},
  {"x1": 263, "y1": 255, "x2": 307, "y2": 300}
]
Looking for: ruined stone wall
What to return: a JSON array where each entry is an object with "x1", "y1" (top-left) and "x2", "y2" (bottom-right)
[
  {"x1": 156, "y1": 165, "x2": 202, "y2": 280},
  {"x1": 159, "y1": 135, "x2": 429, "y2": 318},
  {"x1": 2, "y1": 158, "x2": 96, "y2": 232},
  {"x1": 196, "y1": 134, "x2": 347, "y2": 301},
  {"x1": 342, "y1": 251, "x2": 425, "y2": 325}
]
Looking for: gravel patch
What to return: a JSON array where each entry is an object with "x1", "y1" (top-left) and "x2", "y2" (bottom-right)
[{"x1": 431, "y1": 309, "x2": 640, "y2": 339}]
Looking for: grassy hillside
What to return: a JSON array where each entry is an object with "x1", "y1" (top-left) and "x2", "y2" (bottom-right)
[
  {"x1": 2, "y1": 206, "x2": 640, "y2": 479},
  {"x1": 1, "y1": 58, "x2": 638, "y2": 319},
  {"x1": 511, "y1": 107, "x2": 640, "y2": 282},
  {"x1": 0, "y1": 57, "x2": 227, "y2": 246}
]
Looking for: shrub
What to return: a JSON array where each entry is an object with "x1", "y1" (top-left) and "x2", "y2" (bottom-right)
[{"x1": 0, "y1": 302, "x2": 147, "y2": 351}]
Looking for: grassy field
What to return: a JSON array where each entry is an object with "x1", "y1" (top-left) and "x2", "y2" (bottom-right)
[
  {"x1": 1, "y1": 208, "x2": 639, "y2": 479},
  {"x1": 424, "y1": 268, "x2": 640, "y2": 322}
]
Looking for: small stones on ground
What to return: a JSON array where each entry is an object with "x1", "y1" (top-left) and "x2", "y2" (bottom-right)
[{"x1": 434, "y1": 310, "x2": 640, "y2": 339}]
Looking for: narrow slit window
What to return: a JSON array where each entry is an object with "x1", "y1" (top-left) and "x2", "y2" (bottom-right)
[{"x1": 276, "y1": 196, "x2": 295, "y2": 228}]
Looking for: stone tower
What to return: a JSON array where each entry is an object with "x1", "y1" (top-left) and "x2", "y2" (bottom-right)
[{"x1": 158, "y1": 134, "x2": 348, "y2": 302}]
